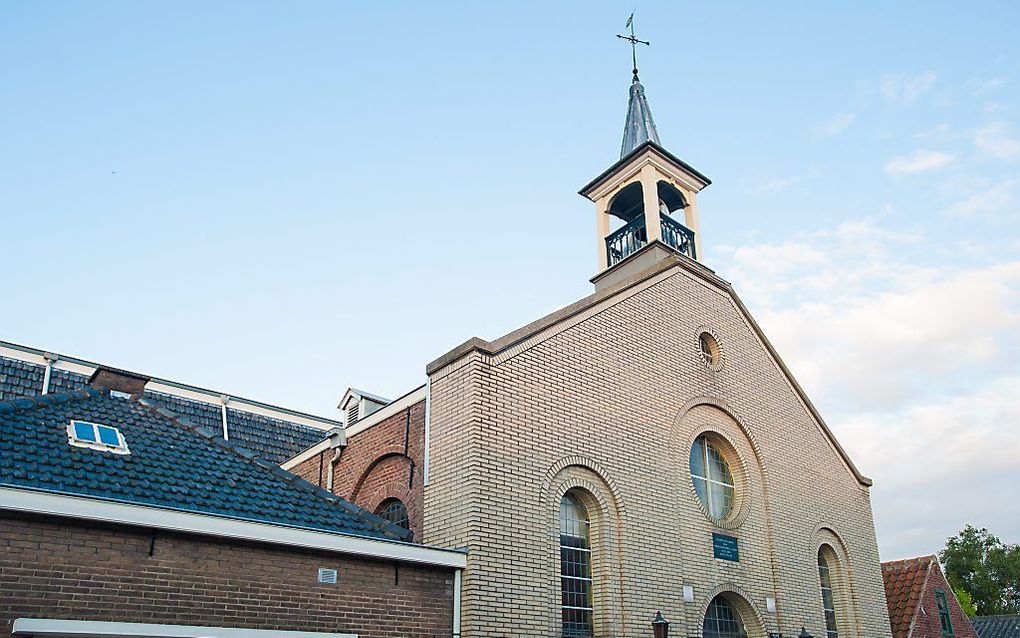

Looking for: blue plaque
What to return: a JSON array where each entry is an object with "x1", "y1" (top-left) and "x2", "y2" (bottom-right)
[{"x1": 713, "y1": 533, "x2": 739, "y2": 562}]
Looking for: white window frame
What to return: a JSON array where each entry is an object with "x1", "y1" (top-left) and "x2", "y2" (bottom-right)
[
  {"x1": 691, "y1": 436, "x2": 735, "y2": 520},
  {"x1": 67, "y1": 420, "x2": 130, "y2": 455}
]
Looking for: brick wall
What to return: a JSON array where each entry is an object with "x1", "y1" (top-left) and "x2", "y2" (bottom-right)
[
  {"x1": 425, "y1": 261, "x2": 892, "y2": 638},
  {"x1": 290, "y1": 401, "x2": 426, "y2": 541},
  {"x1": 0, "y1": 512, "x2": 454, "y2": 638},
  {"x1": 916, "y1": 566, "x2": 978, "y2": 638}
]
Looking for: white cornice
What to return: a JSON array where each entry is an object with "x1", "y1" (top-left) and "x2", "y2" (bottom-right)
[
  {"x1": 0, "y1": 486, "x2": 466, "y2": 568},
  {"x1": 12, "y1": 620, "x2": 358, "y2": 638}
]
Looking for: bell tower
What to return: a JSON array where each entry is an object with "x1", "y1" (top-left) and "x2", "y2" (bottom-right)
[{"x1": 579, "y1": 21, "x2": 711, "y2": 290}]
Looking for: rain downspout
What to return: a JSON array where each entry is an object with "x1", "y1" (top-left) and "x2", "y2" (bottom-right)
[
  {"x1": 325, "y1": 428, "x2": 346, "y2": 493},
  {"x1": 453, "y1": 568, "x2": 462, "y2": 638},
  {"x1": 40, "y1": 353, "x2": 58, "y2": 395},
  {"x1": 423, "y1": 377, "x2": 431, "y2": 486},
  {"x1": 219, "y1": 395, "x2": 230, "y2": 441}
]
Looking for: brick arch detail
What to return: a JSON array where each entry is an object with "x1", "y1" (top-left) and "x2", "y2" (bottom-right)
[
  {"x1": 541, "y1": 459, "x2": 627, "y2": 638},
  {"x1": 699, "y1": 583, "x2": 769, "y2": 638},
  {"x1": 348, "y1": 451, "x2": 419, "y2": 541},
  {"x1": 812, "y1": 523, "x2": 862, "y2": 638},
  {"x1": 674, "y1": 396, "x2": 785, "y2": 618}
]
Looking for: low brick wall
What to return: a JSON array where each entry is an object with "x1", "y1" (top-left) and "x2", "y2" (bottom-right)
[{"x1": 0, "y1": 512, "x2": 454, "y2": 638}]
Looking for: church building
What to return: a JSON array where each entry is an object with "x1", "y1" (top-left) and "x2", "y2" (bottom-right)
[
  {"x1": 0, "y1": 30, "x2": 897, "y2": 638},
  {"x1": 284, "y1": 61, "x2": 895, "y2": 638}
]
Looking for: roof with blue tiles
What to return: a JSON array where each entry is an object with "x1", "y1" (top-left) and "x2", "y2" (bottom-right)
[
  {"x1": 0, "y1": 349, "x2": 329, "y2": 463},
  {"x1": 0, "y1": 388, "x2": 411, "y2": 542}
]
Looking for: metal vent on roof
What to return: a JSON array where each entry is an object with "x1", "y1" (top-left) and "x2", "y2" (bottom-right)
[
  {"x1": 347, "y1": 404, "x2": 359, "y2": 426},
  {"x1": 317, "y1": 568, "x2": 338, "y2": 584}
]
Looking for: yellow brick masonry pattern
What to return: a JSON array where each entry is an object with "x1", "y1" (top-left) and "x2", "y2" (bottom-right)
[{"x1": 424, "y1": 263, "x2": 891, "y2": 638}]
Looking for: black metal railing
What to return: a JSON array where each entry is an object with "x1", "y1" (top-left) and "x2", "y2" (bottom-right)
[
  {"x1": 605, "y1": 215, "x2": 647, "y2": 267},
  {"x1": 659, "y1": 212, "x2": 697, "y2": 260}
]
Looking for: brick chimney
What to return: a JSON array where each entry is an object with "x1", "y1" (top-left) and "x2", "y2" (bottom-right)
[{"x1": 88, "y1": 366, "x2": 150, "y2": 397}]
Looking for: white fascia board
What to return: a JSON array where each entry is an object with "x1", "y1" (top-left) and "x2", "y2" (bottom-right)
[
  {"x1": 344, "y1": 386, "x2": 425, "y2": 438},
  {"x1": 12, "y1": 619, "x2": 358, "y2": 638},
  {"x1": 0, "y1": 342, "x2": 339, "y2": 431},
  {"x1": 0, "y1": 486, "x2": 466, "y2": 569},
  {"x1": 284, "y1": 385, "x2": 427, "y2": 470}
]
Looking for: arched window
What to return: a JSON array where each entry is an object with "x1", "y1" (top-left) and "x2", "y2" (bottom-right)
[
  {"x1": 703, "y1": 595, "x2": 748, "y2": 638},
  {"x1": 375, "y1": 498, "x2": 409, "y2": 531},
  {"x1": 818, "y1": 547, "x2": 839, "y2": 638},
  {"x1": 560, "y1": 491, "x2": 593, "y2": 637}
]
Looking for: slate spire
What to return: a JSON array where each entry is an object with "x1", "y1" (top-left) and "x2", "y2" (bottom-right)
[{"x1": 620, "y1": 70, "x2": 661, "y2": 158}]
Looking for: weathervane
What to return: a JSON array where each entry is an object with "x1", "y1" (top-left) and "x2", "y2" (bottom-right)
[{"x1": 616, "y1": 12, "x2": 650, "y2": 78}]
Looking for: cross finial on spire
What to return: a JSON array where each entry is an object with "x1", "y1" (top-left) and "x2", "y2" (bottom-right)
[{"x1": 616, "y1": 11, "x2": 650, "y2": 81}]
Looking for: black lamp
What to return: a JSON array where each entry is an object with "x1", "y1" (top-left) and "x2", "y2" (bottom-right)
[
  {"x1": 651, "y1": 611, "x2": 670, "y2": 638},
  {"x1": 799, "y1": 628, "x2": 813, "y2": 638}
]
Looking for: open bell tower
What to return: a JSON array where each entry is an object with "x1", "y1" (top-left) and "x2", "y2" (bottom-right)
[{"x1": 579, "y1": 22, "x2": 711, "y2": 290}]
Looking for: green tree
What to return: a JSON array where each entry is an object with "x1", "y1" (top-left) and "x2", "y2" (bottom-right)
[
  {"x1": 939, "y1": 525, "x2": 1020, "y2": 615},
  {"x1": 953, "y1": 587, "x2": 977, "y2": 618}
]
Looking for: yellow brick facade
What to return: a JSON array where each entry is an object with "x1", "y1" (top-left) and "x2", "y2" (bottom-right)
[{"x1": 424, "y1": 257, "x2": 891, "y2": 638}]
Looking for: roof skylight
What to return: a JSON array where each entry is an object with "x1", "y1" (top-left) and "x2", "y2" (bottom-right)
[{"x1": 67, "y1": 420, "x2": 130, "y2": 455}]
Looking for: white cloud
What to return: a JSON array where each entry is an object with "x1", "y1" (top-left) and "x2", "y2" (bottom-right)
[
  {"x1": 718, "y1": 223, "x2": 1020, "y2": 558},
  {"x1": 752, "y1": 177, "x2": 800, "y2": 194},
  {"x1": 946, "y1": 179, "x2": 1017, "y2": 217},
  {"x1": 817, "y1": 112, "x2": 856, "y2": 137},
  {"x1": 973, "y1": 122, "x2": 1020, "y2": 159},
  {"x1": 879, "y1": 72, "x2": 938, "y2": 105},
  {"x1": 885, "y1": 150, "x2": 956, "y2": 174}
]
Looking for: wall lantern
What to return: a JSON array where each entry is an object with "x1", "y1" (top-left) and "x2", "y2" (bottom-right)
[
  {"x1": 799, "y1": 628, "x2": 813, "y2": 638},
  {"x1": 651, "y1": 611, "x2": 670, "y2": 638}
]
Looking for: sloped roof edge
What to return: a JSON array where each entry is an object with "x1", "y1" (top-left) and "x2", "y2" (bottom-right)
[{"x1": 426, "y1": 254, "x2": 873, "y2": 487}]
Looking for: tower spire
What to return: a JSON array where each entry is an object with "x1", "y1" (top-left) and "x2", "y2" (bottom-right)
[{"x1": 616, "y1": 13, "x2": 660, "y2": 157}]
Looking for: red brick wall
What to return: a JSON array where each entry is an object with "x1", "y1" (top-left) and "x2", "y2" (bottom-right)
[
  {"x1": 291, "y1": 401, "x2": 426, "y2": 541},
  {"x1": 0, "y1": 512, "x2": 453, "y2": 638},
  {"x1": 915, "y1": 566, "x2": 979, "y2": 638}
]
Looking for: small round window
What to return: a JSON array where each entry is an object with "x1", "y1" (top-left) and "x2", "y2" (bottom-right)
[
  {"x1": 699, "y1": 331, "x2": 722, "y2": 369},
  {"x1": 690, "y1": 435, "x2": 735, "y2": 521}
]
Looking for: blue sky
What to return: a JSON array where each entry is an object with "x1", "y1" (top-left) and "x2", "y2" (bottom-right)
[{"x1": 2, "y1": 2, "x2": 1018, "y2": 560}]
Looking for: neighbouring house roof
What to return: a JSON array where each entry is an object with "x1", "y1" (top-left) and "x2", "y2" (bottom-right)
[
  {"x1": 973, "y1": 616, "x2": 1020, "y2": 638},
  {"x1": 0, "y1": 388, "x2": 411, "y2": 542},
  {"x1": 883, "y1": 556, "x2": 934, "y2": 638},
  {"x1": 0, "y1": 340, "x2": 335, "y2": 463},
  {"x1": 882, "y1": 555, "x2": 980, "y2": 638}
]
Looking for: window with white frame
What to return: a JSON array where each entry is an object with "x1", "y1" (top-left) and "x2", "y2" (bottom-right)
[
  {"x1": 560, "y1": 491, "x2": 594, "y2": 637},
  {"x1": 67, "y1": 420, "x2": 130, "y2": 455},
  {"x1": 690, "y1": 435, "x2": 735, "y2": 521}
]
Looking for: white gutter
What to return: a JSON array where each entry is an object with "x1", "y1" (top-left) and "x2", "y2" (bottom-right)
[
  {"x1": 0, "y1": 342, "x2": 341, "y2": 432},
  {"x1": 12, "y1": 619, "x2": 357, "y2": 638},
  {"x1": 0, "y1": 486, "x2": 466, "y2": 569}
]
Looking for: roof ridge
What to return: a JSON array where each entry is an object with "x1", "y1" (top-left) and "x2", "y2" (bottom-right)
[
  {"x1": 0, "y1": 387, "x2": 101, "y2": 415},
  {"x1": 133, "y1": 396, "x2": 412, "y2": 542}
]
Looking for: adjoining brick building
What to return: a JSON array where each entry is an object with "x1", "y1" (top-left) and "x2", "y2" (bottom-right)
[
  {"x1": 882, "y1": 556, "x2": 978, "y2": 638},
  {"x1": 0, "y1": 372, "x2": 465, "y2": 638},
  {"x1": 282, "y1": 65, "x2": 895, "y2": 638}
]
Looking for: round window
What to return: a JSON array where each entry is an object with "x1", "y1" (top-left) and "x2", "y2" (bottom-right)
[
  {"x1": 699, "y1": 331, "x2": 722, "y2": 369},
  {"x1": 690, "y1": 435, "x2": 735, "y2": 521}
]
